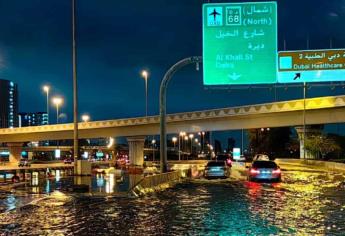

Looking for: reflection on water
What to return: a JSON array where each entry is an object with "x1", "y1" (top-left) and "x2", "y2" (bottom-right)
[
  {"x1": 55, "y1": 170, "x2": 61, "y2": 182},
  {"x1": 12, "y1": 172, "x2": 132, "y2": 195},
  {"x1": 0, "y1": 170, "x2": 345, "y2": 235},
  {"x1": 105, "y1": 173, "x2": 115, "y2": 194}
]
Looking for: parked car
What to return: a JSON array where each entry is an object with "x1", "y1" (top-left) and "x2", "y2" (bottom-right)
[
  {"x1": 18, "y1": 159, "x2": 31, "y2": 167},
  {"x1": 204, "y1": 161, "x2": 230, "y2": 179},
  {"x1": 248, "y1": 160, "x2": 281, "y2": 182}
]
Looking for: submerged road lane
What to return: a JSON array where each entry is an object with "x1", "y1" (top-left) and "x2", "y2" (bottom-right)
[{"x1": 0, "y1": 164, "x2": 345, "y2": 235}]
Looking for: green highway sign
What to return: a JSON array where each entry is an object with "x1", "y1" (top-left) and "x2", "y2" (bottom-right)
[
  {"x1": 278, "y1": 49, "x2": 345, "y2": 83},
  {"x1": 202, "y1": 2, "x2": 277, "y2": 85}
]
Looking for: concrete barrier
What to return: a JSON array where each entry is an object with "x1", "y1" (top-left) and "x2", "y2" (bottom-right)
[
  {"x1": 130, "y1": 171, "x2": 182, "y2": 196},
  {"x1": 276, "y1": 158, "x2": 345, "y2": 173}
]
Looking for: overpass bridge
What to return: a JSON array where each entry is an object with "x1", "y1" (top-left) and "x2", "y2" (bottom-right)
[{"x1": 0, "y1": 95, "x2": 344, "y2": 164}]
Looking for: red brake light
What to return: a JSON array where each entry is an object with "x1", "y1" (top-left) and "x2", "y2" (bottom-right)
[
  {"x1": 272, "y1": 168, "x2": 281, "y2": 174},
  {"x1": 250, "y1": 168, "x2": 260, "y2": 175}
]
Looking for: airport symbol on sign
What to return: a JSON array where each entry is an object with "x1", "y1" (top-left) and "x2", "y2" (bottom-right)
[{"x1": 207, "y1": 7, "x2": 223, "y2": 26}]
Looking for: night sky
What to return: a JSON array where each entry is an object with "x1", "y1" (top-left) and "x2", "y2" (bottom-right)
[{"x1": 0, "y1": 0, "x2": 345, "y2": 143}]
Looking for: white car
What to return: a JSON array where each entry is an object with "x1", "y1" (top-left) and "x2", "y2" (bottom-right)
[{"x1": 253, "y1": 154, "x2": 270, "y2": 161}]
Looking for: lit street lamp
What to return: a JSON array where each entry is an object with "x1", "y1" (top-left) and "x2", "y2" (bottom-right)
[
  {"x1": 184, "y1": 135, "x2": 189, "y2": 160},
  {"x1": 43, "y1": 85, "x2": 50, "y2": 124},
  {"x1": 189, "y1": 134, "x2": 194, "y2": 159},
  {"x1": 172, "y1": 137, "x2": 177, "y2": 149},
  {"x1": 81, "y1": 114, "x2": 90, "y2": 122},
  {"x1": 52, "y1": 97, "x2": 63, "y2": 124},
  {"x1": 52, "y1": 96, "x2": 63, "y2": 149},
  {"x1": 141, "y1": 70, "x2": 149, "y2": 117},
  {"x1": 141, "y1": 70, "x2": 149, "y2": 154},
  {"x1": 152, "y1": 139, "x2": 156, "y2": 162},
  {"x1": 194, "y1": 138, "x2": 199, "y2": 154}
]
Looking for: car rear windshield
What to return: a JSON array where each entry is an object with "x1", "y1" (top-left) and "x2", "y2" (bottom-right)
[
  {"x1": 207, "y1": 161, "x2": 225, "y2": 167},
  {"x1": 252, "y1": 161, "x2": 277, "y2": 168}
]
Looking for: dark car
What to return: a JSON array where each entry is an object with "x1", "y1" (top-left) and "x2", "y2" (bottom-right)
[
  {"x1": 204, "y1": 161, "x2": 230, "y2": 179},
  {"x1": 248, "y1": 161, "x2": 281, "y2": 182}
]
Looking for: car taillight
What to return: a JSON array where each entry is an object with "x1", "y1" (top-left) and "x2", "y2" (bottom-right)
[
  {"x1": 250, "y1": 168, "x2": 260, "y2": 175},
  {"x1": 272, "y1": 168, "x2": 281, "y2": 174},
  {"x1": 227, "y1": 159, "x2": 232, "y2": 165}
]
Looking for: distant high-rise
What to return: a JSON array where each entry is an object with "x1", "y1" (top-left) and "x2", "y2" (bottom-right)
[
  {"x1": 0, "y1": 79, "x2": 18, "y2": 128},
  {"x1": 18, "y1": 112, "x2": 48, "y2": 127}
]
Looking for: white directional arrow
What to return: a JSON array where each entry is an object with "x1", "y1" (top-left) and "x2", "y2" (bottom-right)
[{"x1": 228, "y1": 73, "x2": 241, "y2": 81}]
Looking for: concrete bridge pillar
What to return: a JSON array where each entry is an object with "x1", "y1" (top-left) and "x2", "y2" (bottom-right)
[
  {"x1": 127, "y1": 136, "x2": 145, "y2": 166},
  {"x1": 295, "y1": 126, "x2": 321, "y2": 159},
  {"x1": 7, "y1": 142, "x2": 24, "y2": 164}
]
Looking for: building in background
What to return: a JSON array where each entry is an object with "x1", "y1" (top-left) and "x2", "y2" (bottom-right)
[
  {"x1": 0, "y1": 79, "x2": 18, "y2": 128},
  {"x1": 18, "y1": 112, "x2": 48, "y2": 127}
]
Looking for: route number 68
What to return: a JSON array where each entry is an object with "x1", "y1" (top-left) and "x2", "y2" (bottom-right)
[{"x1": 226, "y1": 7, "x2": 241, "y2": 26}]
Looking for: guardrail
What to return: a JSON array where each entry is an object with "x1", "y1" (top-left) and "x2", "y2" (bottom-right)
[{"x1": 130, "y1": 171, "x2": 182, "y2": 196}]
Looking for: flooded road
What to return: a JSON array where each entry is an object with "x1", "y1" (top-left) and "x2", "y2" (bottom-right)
[{"x1": 0, "y1": 169, "x2": 345, "y2": 235}]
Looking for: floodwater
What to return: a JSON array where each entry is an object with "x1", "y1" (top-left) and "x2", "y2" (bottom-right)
[{"x1": 0, "y1": 169, "x2": 345, "y2": 235}]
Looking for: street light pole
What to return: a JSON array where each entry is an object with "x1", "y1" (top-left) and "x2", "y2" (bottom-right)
[
  {"x1": 145, "y1": 75, "x2": 148, "y2": 117},
  {"x1": 178, "y1": 134, "x2": 181, "y2": 161},
  {"x1": 56, "y1": 103, "x2": 59, "y2": 124},
  {"x1": 72, "y1": 0, "x2": 79, "y2": 170},
  {"x1": 141, "y1": 70, "x2": 148, "y2": 117},
  {"x1": 52, "y1": 97, "x2": 62, "y2": 124},
  {"x1": 189, "y1": 134, "x2": 194, "y2": 159},
  {"x1": 160, "y1": 56, "x2": 202, "y2": 172},
  {"x1": 303, "y1": 81, "x2": 306, "y2": 159},
  {"x1": 172, "y1": 137, "x2": 177, "y2": 150},
  {"x1": 178, "y1": 132, "x2": 185, "y2": 161},
  {"x1": 52, "y1": 97, "x2": 62, "y2": 150},
  {"x1": 241, "y1": 129, "x2": 244, "y2": 154},
  {"x1": 141, "y1": 70, "x2": 149, "y2": 152},
  {"x1": 152, "y1": 139, "x2": 156, "y2": 162},
  {"x1": 184, "y1": 136, "x2": 188, "y2": 160},
  {"x1": 201, "y1": 131, "x2": 205, "y2": 153},
  {"x1": 43, "y1": 86, "x2": 50, "y2": 124}
]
